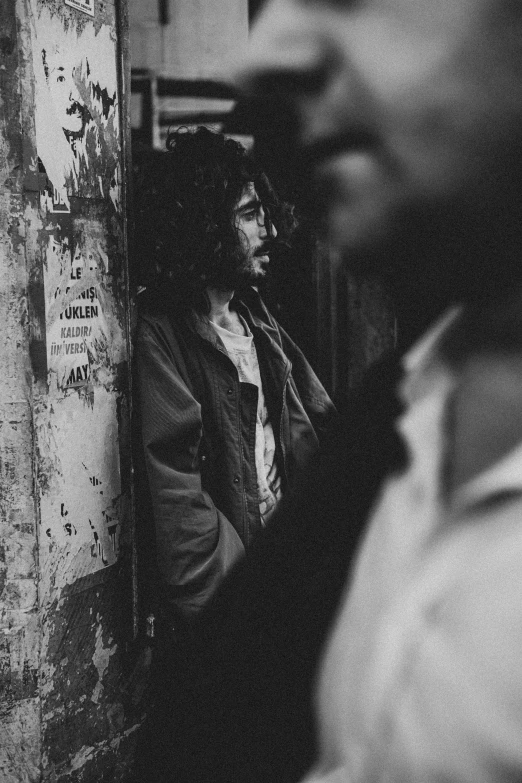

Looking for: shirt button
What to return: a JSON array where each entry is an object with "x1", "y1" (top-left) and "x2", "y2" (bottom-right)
[
  {"x1": 233, "y1": 476, "x2": 240, "y2": 484},
  {"x1": 227, "y1": 388, "x2": 233, "y2": 395}
]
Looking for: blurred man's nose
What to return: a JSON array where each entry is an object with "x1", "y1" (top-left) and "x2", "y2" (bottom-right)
[{"x1": 235, "y1": 0, "x2": 329, "y2": 100}]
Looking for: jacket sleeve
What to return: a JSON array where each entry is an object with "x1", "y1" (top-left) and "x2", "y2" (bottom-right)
[{"x1": 136, "y1": 317, "x2": 245, "y2": 619}]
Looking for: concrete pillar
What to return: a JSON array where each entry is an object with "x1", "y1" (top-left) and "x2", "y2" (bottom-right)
[{"x1": 0, "y1": 1, "x2": 137, "y2": 780}]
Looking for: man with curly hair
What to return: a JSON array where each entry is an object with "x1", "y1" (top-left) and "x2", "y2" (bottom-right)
[{"x1": 134, "y1": 126, "x2": 334, "y2": 631}]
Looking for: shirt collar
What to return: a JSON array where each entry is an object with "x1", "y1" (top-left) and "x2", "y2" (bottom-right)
[
  {"x1": 399, "y1": 305, "x2": 522, "y2": 512},
  {"x1": 452, "y1": 440, "x2": 522, "y2": 514},
  {"x1": 400, "y1": 306, "x2": 461, "y2": 407}
]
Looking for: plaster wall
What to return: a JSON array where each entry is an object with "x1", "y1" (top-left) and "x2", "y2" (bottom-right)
[
  {"x1": 0, "y1": 3, "x2": 41, "y2": 778},
  {"x1": 0, "y1": 1, "x2": 137, "y2": 780}
]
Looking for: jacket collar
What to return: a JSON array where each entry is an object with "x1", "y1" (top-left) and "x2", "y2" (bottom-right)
[{"x1": 186, "y1": 289, "x2": 292, "y2": 377}]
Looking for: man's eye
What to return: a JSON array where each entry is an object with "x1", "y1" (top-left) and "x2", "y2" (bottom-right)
[
  {"x1": 243, "y1": 210, "x2": 257, "y2": 220},
  {"x1": 57, "y1": 75, "x2": 65, "y2": 82}
]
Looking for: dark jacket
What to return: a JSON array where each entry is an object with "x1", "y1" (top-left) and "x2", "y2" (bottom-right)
[
  {"x1": 136, "y1": 286, "x2": 335, "y2": 620},
  {"x1": 132, "y1": 352, "x2": 407, "y2": 783}
]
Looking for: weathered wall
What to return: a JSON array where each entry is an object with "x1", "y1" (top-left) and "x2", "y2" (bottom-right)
[
  {"x1": 0, "y1": 0, "x2": 137, "y2": 780},
  {"x1": 0, "y1": 2, "x2": 41, "y2": 779}
]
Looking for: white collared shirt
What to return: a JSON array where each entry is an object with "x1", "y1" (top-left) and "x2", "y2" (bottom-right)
[{"x1": 304, "y1": 309, "x2": 522, "y2": 783}]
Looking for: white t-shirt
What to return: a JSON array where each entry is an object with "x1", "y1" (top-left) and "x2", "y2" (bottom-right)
[{"x1": 211, "y1": 319, "x2": 282, "y2": 526}]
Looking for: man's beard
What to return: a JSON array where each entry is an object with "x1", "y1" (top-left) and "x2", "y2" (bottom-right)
[
  {"x1": 212, "y1": 243, "x2": 271, "y2": 291},
  {"x1": 332, "y1": 183, "x2": 522, "y2": 351}
]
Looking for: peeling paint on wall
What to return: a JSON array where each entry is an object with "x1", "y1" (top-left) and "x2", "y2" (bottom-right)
[
  {"x1": 2, "y1": 0, "x2": 136, "y2": 779},
  {"x1": 29, "y1": 2, "x2": 121, "y2": 211},
  {"x1": 37, "y1": 391, "x2": 123, "y2": 594},
  {"x1": 0, "y1": 2, "x2": 42, "y2": 776},
  {"x1": 34, "y1": 199, "x2": 128, "y2": 603},
  {"x1": 0, "y1": 698, "x2": 41, "y2": 782},
  {"x1": 28, "y1": 0, "x2": 127, "y2": 595},
  {"x1": 90, "y1": 623, "x2": 116, "y2": 703},
  {"x1": 42, "y1": 216, "x2": 125, "y2": 394}
]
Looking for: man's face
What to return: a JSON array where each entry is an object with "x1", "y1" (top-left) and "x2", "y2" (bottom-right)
[
  {"x1": 237, "y1": 0, "x2": 522, "y2": 273},
  {"x1": 44, "y1": 49, "x2": 88, "y2": 136},
  {"x1": 233, "y1": 183, "x2": 277, "y2": 284}
]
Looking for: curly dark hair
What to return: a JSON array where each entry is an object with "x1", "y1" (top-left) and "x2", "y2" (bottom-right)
[{"x1": 133, "y1": 126, "x2": 296, "y2": 302}]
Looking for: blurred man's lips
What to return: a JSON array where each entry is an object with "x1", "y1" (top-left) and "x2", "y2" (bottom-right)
[
  {"x1": 303, "y1": 128, "x2": 386, "y2": 215},
  {"x1": 303, "y1": 130, "x2": 375, "y2": 167}
]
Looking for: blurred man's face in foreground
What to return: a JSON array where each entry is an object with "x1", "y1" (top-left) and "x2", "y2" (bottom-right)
[{"x1": 238, "y1": 0, "x2": 522, "y2": 279}]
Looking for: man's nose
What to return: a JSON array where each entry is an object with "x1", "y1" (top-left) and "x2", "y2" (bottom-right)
[
  {"x1": 266, "y1": 220, "x2": 277, "y2": 240},
  {"x1": 258, "y1": 207, "x2": 277, "y2": 239}
]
